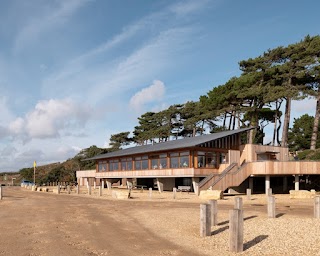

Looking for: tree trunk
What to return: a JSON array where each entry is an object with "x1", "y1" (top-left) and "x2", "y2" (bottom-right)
[
  {"x1": 310, "y1": 95, "x2": 320, "y2": 150},
  {"x1": 223, "y1": 112, "x2": 227, "y2": 128},
  {"x1": 272, "y1": 102, "x2": 278, "y2": 146},
  {"x1": 232, "y1": 110, "x2": 236, "y2": 130},
  {"x1": 281, "y1": 97, "x2": 291, "y2": 147},
  {"x1": 228, "y1": 112, "x2": 232, "y2": 130}
]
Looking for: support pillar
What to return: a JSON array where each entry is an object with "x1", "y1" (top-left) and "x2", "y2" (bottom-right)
[
  {"x1": 93, "y1": 179, "x2": 96, "y2": 190},
  {"x1": 265, "y1": 175, "x2": 270, "y2": 195},
  {"x1": 283, "y1": 176, "x2": 288, "y2": 192},
  {"x1": 101, "y1": 180, "x2": 105, "y2": 188},
  {"x1": 156, "y1": 178, "x2": 163, "y2": 193},
  {"x1": 295, "y1": 175, "x2": 299, "y2": 191},
  {"x1": 192, "y1": 177, "x2": 200, "y2": 196},
  {"x1": 249, "y1": 177, "x2": 253, "y2": 192},
  {"x1": 106, "y1": 180, "x2": 112, "y2": 190},
  {"x1": 86, "y1": 178, "x2": 89, "y2": 188},
  {"x1": 126, "y1": 179, "x2": 133, "y2": 189}
]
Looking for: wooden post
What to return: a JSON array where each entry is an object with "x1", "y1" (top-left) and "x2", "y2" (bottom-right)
[
  {"x1": 57, "y1": 185, "x2": 60, "y2": 194},
  {"x1": 88, "y1": 185, "x2": 91, "y2": 195},
  {"x1": 314, "y1": 196, "x2": 320, "y2": 218},
  {"x1": 268, "y1": 196, "x2": 276, "y2": 218},
  {"x1": 200, "y1": 204, "x2": 211, "y2": 237},
  {"x1": 77, "y1": 185, "x2": 80, "y2": 195},
  {"x1": 99, "y1": 185, "x2": 102, "y2": 196},
  {"x1": 149, "y1": 188, "x2": 152, "y2": 199},
  {"x1": 229, "y1": 209, "x2": 244, "y2": 253},
  {"x1": 234, "y1": 197, "x2": 243, "y2": 210},
  {"x1": 0, "y1": 186, "x2": 2, "y2": 200},
  {"x1": 173, "y1": 187, "x2": 177, "y2": 199},
  {"x1": 246, "y1": 188, "x2": 251, "y2": 200},
  {"x1": 209, "y1": 200, "x2": 218, "y2": 226},
  {"x1": 67, "y1": 185, "x2": 71, "y2": 194}
]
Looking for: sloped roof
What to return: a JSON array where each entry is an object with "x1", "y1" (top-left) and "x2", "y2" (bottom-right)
[{"x1": 87, "y1": 127, "x2": 253, "y2": 161}]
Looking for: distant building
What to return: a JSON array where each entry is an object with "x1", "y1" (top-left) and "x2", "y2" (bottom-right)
[{"x1": 76, "y1": 127, "x2": 320, "y2": 194}]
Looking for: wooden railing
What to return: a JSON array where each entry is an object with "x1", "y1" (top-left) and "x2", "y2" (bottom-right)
[{"x1": 199, "y1": 163, "x2": 238, "y2": 191}]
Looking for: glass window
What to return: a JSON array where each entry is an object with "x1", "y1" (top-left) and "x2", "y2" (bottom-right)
[
  {"x1": 180, "y1": 155, "x2": 189, "y2": 167},
  {"x1": 170, "y1": 157, "x2": 179, "y2": 168},
  {"x1": 121, "y1": 158, "x2": 133, "y2": 170},
  {"x1": 98, "y1": 161, "x2": 107, "y2": 172},
  {"x1": 109, "y1": 160, "x2": 119, "y2": 171}
]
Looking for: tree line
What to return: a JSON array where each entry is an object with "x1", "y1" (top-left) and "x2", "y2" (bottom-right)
[{"x1": 110, "y1": 35, "x2": 320, "y2": 150}]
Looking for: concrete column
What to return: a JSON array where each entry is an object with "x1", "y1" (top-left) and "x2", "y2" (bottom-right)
[
  {"x1": 295, "y1": 175, "x2": 299, "y2": 191},
  {"x1": 126, "y1": 179, "x2": 133, "y2": 189},
  {"x1": 192, "y1": 177, "x2": 200, "y2": 196},
  {"x1": 86, "y1": 178, "x2": 89, "y2": 188},
  {"x1": 283, "y1": 176, "x2": 288, "y2": 192},
  {"x1": 93, "y1": 179, "x2": 96, "y2": 190},
  {"x1": 106, "y1": 180, "x2": 112, "y2": 190},
  {"x1": 157, "y1": 178, "x2": 164, "y2": 193},
  {"x1": 101, "y1": 180, "x2": 105, "y2": 188},
  {"x1": 265, "y1": 175, "x2": 270, "y2": 195},
  {"x1": 249, "y1": 177, "x2": 253, "y2": 192}
]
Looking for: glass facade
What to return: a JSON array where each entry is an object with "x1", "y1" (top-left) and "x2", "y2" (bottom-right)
[
  {"x1": 197, "y1": 151, "x2": 218, "y2": 168},
  {"x1": 98, "y1": 161, "x2": 107, "y2": 172},
  {"x1": 169, "y1": 151, "x2": 189, "y2": 168},
  {"x1": 109, "y1": 160, "x2": 119, "y2": 171},
  {"x1": 150, "y1": 154, "x2": 167, "y2": 169},
  {"x1": 135, "y1": 156, "x2": 148, "y2": 170},
  {"x1": 121, "y1": 158, "x2": 133, "y2": 170}
]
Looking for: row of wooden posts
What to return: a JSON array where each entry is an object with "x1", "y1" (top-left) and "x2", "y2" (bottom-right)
[{"x1": 200, "y1": 192, "x2": 320, "y2": 253}]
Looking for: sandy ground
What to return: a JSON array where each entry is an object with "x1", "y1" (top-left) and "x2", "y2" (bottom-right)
[{"x1": 1, "y1": 186, "x2": 320, "y2": 256}]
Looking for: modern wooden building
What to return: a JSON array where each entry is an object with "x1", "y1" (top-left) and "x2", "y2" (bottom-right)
[{"x1": 76, "y1": 127, "x2": 320, "y2": 194}]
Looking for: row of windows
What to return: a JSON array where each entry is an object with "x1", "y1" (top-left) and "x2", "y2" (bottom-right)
[
  {"x1": 98, "y1": 152, "x2": 190, "y2": 172},
  {"x1": 98, "y1": 151, "x2": 227, "y2": 172}
]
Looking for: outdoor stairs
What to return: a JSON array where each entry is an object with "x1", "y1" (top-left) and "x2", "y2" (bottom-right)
[{"x1": 199, "y1": 162, "x2": 251, "y2": 192}]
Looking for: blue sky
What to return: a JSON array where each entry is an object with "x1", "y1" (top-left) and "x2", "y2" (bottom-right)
[{"x1": 0, "y1": 0, "x2": 319, "y2": 171}]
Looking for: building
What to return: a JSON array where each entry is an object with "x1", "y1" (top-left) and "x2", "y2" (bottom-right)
[{"x1": 76, "y1": 127, "x2": 320, "y2": 194}]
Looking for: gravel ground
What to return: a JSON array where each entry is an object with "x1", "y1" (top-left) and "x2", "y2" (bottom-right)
[{"x1": 4, "y1": 186, "x2": 320, "y2": 255}]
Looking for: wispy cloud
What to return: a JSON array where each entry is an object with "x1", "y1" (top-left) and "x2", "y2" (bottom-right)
[{"x1": 14, "y1": 0, "x2": 91, "y2": 53}]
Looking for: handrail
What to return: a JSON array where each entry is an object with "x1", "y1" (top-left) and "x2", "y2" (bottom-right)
[
  {"x1": 208, "y1": 163, "x2": 238, "y2": 188},
  {"x1": 199, "y1": 163, "x2": 237, "y2": 189}
]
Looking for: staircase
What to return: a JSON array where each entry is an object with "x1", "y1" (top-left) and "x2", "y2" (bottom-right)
[{"x1": 199, "y1": 162, "x2": 251, "y2": 192}]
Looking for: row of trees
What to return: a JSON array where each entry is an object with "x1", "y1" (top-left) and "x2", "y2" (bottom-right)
[{"x1": 109, "y1": 35, "x2": 320, "y2": 150}]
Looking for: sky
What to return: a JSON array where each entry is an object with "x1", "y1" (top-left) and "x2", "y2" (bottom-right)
[{"x1": 1, "y1": 0, "x2": 320, "y2": 172}]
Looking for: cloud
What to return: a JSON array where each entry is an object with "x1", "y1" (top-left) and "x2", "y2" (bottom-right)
[
  {"x1": 14, "y1": 0, "x2": 91, "y2": 52},
  {"x1": 129, "y1": 80, "x2": 166, "y2": 111},
  {"x1": 8, "y1": 98, "x2": 92, "y2": 140},
  {"x1": 170, "y1": 0, "x2": 212, "y2": 16}
]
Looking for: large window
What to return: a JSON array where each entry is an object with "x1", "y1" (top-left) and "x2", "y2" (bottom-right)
[
  {"x1": 135, "y1": 156, "x2": 148, "y2": 170},
  {"x1": 197, "y1": 152, "x2": 217, "y2": 168},
  {"x1": 98, "y1": 161, "x2": 107, "y2": 172},
  {"x1": 121, "y1": 158, "x2": 133, "y2": 170},
  {"x1": 150, "y1": 154, "x2": 167, "y2": 169},
  {"x1": 109, "y1": 159, "x2": 119, "y2": 171},
  {"x1": 169, "y1": 151, "x2": 189, "y2": 168}
]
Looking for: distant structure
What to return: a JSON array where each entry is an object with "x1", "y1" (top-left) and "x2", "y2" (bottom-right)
[{"x1": 76, "y1": 127, "x2": 320, "y2": 194}]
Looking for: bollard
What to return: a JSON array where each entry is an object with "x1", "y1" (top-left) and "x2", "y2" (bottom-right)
[
  {"x1": 67, "y1": 185, "x2": 71, "y2": 194},
  {"x1": 229, "y1": 209, "x2": 244, "y2": 253},
  {"x1": 0, "y1": 186, "x2": 2, "y2": 200},
  {"x1": 209, "y1": 200, "x2": 218, "y2": 226},
  {"x1": 200, "y1": 204, "x2": 211, "y2": 237},
  {"x1": 314, "y1": 196, "x2": 320, "y2": 218},
  {"x1": 234, "y1": 197, "x2": 243, "y2": 210},
  {"x1": 173, "y1": 187, "x2": 177, "y2": 199},
  {"x1": 149, "y1": 187, "x2": 152, "y2": 199},
  {"x1": 88, "y1": 185, "x2": 92, "y2": 195},
  {"x1": 77, "y1": 185, "x2": 80, "y2": 195},
  {"x1": 57, "y1": 185, "x2": 60, "y2": 194},
  {"x1": 99, "y1": 185, "x2": 102, "y2": 196},
  {"x1": 268, "y1": 196, "x2": 276, "y2": 218},
  {"x1": 246, "y1": 188, "x2": 251, "y2": 200}
]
